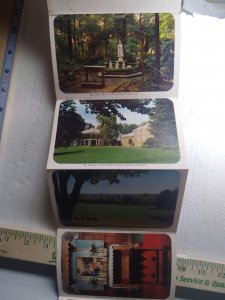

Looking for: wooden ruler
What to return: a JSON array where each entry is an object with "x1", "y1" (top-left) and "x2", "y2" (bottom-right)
[
  {"x1": 0, "y1": 227, "x2": 56, "y2": 265},
  {"x1": 176, "y1": 256, "x2": 225, "y2": 294},
  {"x1": 0, "y1": 226, "x2": 225, "y2": 294}
]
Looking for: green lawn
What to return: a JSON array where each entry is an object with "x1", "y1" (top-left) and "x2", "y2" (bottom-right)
[
  {"x1": 54, "y1": 146, "x2": 180, "y2": 164},
  {"x1": 71, "y1": 203, "x2": 174, "y2": 228}
]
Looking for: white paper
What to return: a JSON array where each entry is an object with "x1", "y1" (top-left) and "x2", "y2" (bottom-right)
[{"x1": 47, "y1": 0, "x2": 182, "y2": 15}]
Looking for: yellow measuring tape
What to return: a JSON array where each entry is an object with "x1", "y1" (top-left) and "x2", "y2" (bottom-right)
[{"x1": 1, "y1": 226, "x2": 225, "y2": 294}]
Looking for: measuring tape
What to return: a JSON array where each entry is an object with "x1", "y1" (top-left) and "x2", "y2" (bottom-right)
[
  {"x1": 0, "y1": 0, "x2": 23, "y2": 140},
  {"x1": 0, "y1": 226, "x2": 225, "y2": 294}
]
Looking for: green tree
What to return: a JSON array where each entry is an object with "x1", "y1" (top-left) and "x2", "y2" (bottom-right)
[
  {"x1": 55, "y1": 99, "x2": 153, "y2": 148},
  {"x1": 118, "y1": 123, "x2": 138, "y2": 134},
  {"x1": 55, "y1": 100, "x2": 87, "y2": 147},
  {"x1": 159, "y1": 14, "x2": 175, "y2": 80},
  {"x1": 154, "y1": 13, "x2": 161, "y2": 86},
  {"x1": 52, "y1": 170, "x2": 146, "y2": 224},
  {"x1": 80, "y1": 99, "x2": 153, "y2": 121},
  {"x1": 156, "y1": 188, "x2": 178, "y2": 210},
  {"x1": 96, "y1": 114, "x2": 119, "y2": 145},
  {"x1": 145, "y1": 99, "x2": 178, "y2": 148}
]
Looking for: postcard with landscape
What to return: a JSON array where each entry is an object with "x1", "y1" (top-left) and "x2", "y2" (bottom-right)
[
  {"x1": 53, "y1": 13, "x2": 175, "y2": 94},
  {"x1": 53, "y1": 98, "x2": 180, "y2": 164},
  {"x1": 60, "y1": 231, "x2": 172, "y2": 299},
  {"x1": 52, "y1": 169, "x2": 180, "y2": 229}
]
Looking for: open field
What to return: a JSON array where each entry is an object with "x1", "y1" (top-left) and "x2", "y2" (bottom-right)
[
  {"x1": 70, "y1": 203, "x2": 174, "y2": 228},
  {"x1": 54, "y1": 146, "x2": 180, "y2": 164}
]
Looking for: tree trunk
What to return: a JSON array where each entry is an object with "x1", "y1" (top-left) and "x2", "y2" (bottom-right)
[
  {"x1": 57, "y1": 171, "x2": 73, "y2": 224},
  {"x1": 66, "y1": 16, "x2": 73, "y2": 59},
  {"x1": 70, "y1": 173, "x2": 87, "y2": 205},
  {"x1": 154, "y1": 13, "x2": 161, "y2": 87},
  {"x1": 139, "y1": 14, "x2": 144, "y2": 77}
]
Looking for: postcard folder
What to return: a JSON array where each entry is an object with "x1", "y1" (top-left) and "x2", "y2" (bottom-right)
[
  {"x1": 46, "y1": 1, "x2": 186, "y2": 299},
  {"x1": 57, "y1": 229, "x2": 177, "y2": 300},
  {"x1": 47, "y1": 98, "x2": 187, "y2": 233}
]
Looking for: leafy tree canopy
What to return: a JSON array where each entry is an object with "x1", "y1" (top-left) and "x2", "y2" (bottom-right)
[
  {"x1": 118, "y1": 123, "x2": 138, "y2": 134},
  {"x1": 146, "y1": 99, "x2": 178, "y2": 148},
  {"x1": 80, "y1": 99, "x2": 153, "y2": 121},
  {"x1": 55, "y1": 100, "x2": 88, "y2": 147},
  {"x1": 96, "y1": 114, "x2": 119, "y2": 141}
]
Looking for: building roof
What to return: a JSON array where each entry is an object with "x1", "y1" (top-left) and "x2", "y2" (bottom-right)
[
  {"x1": 82, "y1": 127, "x2": 100, "y2": 134},
  {"x1": 119, "y1": 132, "x2": 134, "y2": 138},
  {"x1": 119, "y1": 123, "x2": 149, "y2": 138},
  {"x1": 132, "y1": 123, "x2": 149, "y2": 132}
]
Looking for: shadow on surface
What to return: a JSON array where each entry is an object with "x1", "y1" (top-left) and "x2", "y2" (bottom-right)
[
  {"x1": 176, "y1": 286, "x2": 225, "y2": 300},
  {"x1": 0, "y1": 257, "x2": 56, "y2": 278},
  {"x1": 54, "y1": 150, "x2": 84, "y2": 156}
]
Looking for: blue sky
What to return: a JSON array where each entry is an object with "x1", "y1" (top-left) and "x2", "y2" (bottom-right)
[{"x1": 67, "y1": 170, "x2": 180, "y2": 195}]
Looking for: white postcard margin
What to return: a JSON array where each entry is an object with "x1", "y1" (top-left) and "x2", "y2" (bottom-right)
[{"x1": 47, "y1": 0, "x2": 182, "y2": 15}]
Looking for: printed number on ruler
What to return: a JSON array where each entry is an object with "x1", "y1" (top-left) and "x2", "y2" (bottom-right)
[
  {"x1": 0, "y1": 0, "x2": 23, "y2": 140},
  {"x1": 0, "y1": 227, "x2": 56, "y2": 265},
  {"x1": 176, "y1": 256, "x2": 225, "y2": 294}
]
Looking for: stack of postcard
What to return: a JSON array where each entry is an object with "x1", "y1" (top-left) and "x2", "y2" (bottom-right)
[{"x1": 46, "y1": 1, "x2": 187, "y2": 299}]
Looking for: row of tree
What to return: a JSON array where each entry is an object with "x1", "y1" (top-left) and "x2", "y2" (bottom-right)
[{"x1": 78, "y1": 188, "x2": 178, "y2": 209}]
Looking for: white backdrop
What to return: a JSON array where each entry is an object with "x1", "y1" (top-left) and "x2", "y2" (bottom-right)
[{"x1": 0, "y1": 0, "x2": 225, "y2": 262}]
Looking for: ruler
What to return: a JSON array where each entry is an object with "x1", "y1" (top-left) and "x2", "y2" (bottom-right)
[
  {"x1": 0, "y1": 227, "x2": 56, "y2": 265},
  {"x1": 0, "y1": 0, "x2": 23, "y2": 141},
  {"x1": 1, "y1": 227, "x2": 225, "y2": 294},
  {"x1": 176, "y1": 256, "x2": 225, "y2": 293}
]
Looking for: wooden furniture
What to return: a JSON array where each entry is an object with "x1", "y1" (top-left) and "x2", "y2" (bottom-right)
[{"x1": 81, "y1": 65, "x2": 105, "y2": 88}]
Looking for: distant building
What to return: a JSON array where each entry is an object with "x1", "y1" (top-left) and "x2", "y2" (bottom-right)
[
  {"x1": 119, "y1": 123, "x2": 152, "y2": 146},
  {"x1": 71, "y1": 123, "x2": 152, "y2": 147},
  {"x1": 74, "y1": 128, "x2": 111, "y2": 146},
  {"x1": 76, "y1": 128, "x2": 101, "y2": 146}
]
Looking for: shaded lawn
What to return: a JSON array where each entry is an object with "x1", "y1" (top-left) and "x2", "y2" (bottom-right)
[
  {"x1": 54, "y1": 146, "x2": 180, "y2": 164},
  {"x1": 70, "y1": 203, "x2": 174, "y2": 228}
]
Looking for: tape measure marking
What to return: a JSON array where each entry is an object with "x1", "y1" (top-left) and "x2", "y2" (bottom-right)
[{"x1": 0, "y1": 0, "x2": 23, "y2": 141}]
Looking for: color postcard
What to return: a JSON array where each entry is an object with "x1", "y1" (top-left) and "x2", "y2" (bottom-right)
[
  {"x1": 53, "y1": 13, "x2": 175, "y2": 95},
  {"x1": 51, "y1": 169, "x2": 180, "y2": 229},
  {"x1": 58, "y1": 230, "x2": 175, "y2": 300},
  {"x1": 53, "y1": 98, "x2": 180, "y2": 165},
  {"x1": 48, "y1": 0, "x2": 181, "y2": 99}
]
